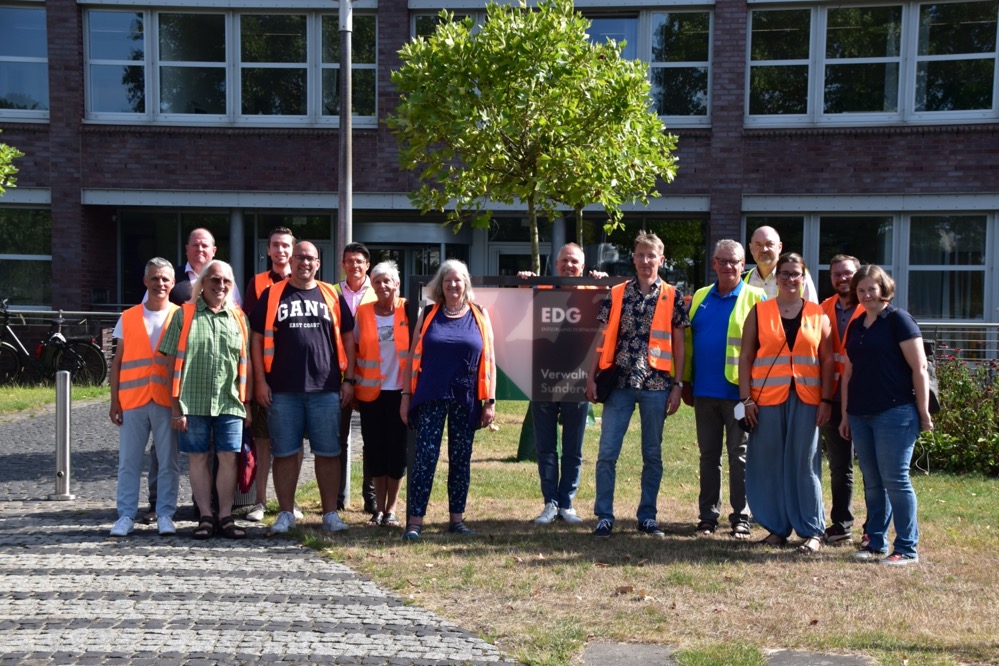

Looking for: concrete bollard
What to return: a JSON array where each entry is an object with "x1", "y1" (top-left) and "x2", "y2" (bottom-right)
[{"x1": 48, "y1": 370, "x2": 75, "y2": 500}]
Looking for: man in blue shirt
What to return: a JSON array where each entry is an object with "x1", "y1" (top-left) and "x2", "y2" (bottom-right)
[{"x1": 683, "y1": 240, "x2": 765, "y2": 539}]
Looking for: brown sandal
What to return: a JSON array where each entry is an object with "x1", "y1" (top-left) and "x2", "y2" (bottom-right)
[
  {"x1": 218, "y1": 515, "x2": 246, "y2": 540},
  {"x1": 192, "y1": 515, "x2": 215, "y2": 540}
]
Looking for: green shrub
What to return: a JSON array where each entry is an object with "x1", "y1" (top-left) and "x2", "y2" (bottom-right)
[{"x1": 916, "y1": 351, "x2": 999, "y2": 476}]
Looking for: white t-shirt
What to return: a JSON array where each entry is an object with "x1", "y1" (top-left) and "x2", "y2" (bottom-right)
[
  {"x1": 112, "y1": 305, "x2": 172, "y2": 350},
  {"x1": 354, "y1": 312, "x2": 402, "y2": 391}
]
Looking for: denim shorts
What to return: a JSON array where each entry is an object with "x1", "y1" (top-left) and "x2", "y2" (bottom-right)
[
  {"x1": 178, "y1": 414, "x2": 243, "y2": 455},
  {"x1": 268, "y1": 391, "x2": 341, "y2": 458}
]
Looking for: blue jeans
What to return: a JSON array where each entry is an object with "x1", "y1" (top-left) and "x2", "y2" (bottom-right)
[
  {"x1": 268, "y1": 391, "x2": 341, "y2": 458},
  {"x1": 532, "y1": 400, "x2": 588, "y2": 510},
  {"x1": 849, "y1": 403, "x2": 920, "y2": 556},
  {"x1": 594, "y1": 388, "x2": 667, "y2": 523},
  {"x1": 178, "y1": 414, "x2": 242, "y2": 454}
]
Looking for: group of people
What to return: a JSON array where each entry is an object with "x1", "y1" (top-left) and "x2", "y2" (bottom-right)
[
  {"x1": 108, "y1": 226, "x2": 931, "y2": 563},
  {"x1": 107, "y1": 228, "x2": 495, "y2": 542}
]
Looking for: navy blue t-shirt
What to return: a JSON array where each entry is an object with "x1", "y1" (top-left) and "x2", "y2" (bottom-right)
[
  {"x1": 250, "y1": 284, "x2": 354, "y2": 393},
  {"x1": 844, "y1": 305, "x2": 921, "y2": 415}
]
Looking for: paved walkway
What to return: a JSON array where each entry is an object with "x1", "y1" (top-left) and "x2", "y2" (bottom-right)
[
  {"x1": 0, "y1": 400, "x2": 875, "y2": 665},
  {"x1": 0, "y1": 401, "x2": 516, "y2": 665}
]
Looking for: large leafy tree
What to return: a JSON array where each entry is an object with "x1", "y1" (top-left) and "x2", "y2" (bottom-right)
[
  {"x1": 388, "y1": 0, "x2": 679, "y2": 274},
  {"x1": 0, "y1": 130, "x2": 24, "y2": 195}
]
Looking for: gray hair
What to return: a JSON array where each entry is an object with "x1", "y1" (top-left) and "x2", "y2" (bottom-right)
[
  {"x1": 144, "y1": 257, "x2": 175, "y2": 278},
  {"x1": 370, "y1": 260, "x2": 401, "y2": 285},
  {"x1": 713, "y1": 239, "x2": 745, "y2": 262},
  {"x1": 189, "y1": 260, "x2": 236, "y2": 308},
  {"x1": 427, "y1": 259, "x2": 475, "y2": 305}
]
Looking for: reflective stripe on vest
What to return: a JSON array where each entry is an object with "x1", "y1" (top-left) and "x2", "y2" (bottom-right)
[
  {"x1": 118, "y1": 304, "x2": 179, "y2": 410},
  {"x1": 171, "y1": 303, "x2": 249, "y2": 403},
  {"x1": 354, "y1": 298, "x2": 410, "y2": 402},
  {"x1": 683, "y1": 283, "x2": 766, "y2": 384},
  {"x1": 409, "y1": 303, "x2": 494, "y2": 400},
  {"x1": 750, "y1": 300, "x2": 823, "y2": 406},
  {"x1": 820, "y1": 296, "x2": 863, "y2": 393},
  {"x1": 262, "y1": 281, "x2": 347, "y2": 374},
  {"x1": 597, "y1": 281, "x2": 675, "y2": 373}
]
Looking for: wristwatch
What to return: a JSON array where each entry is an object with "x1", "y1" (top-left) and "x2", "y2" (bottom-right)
[
  {"x1": 343, "y1": 377, "x2": 357, "y2": 385},
  {"x1": 674, "y1": 381, "x2": 685, "y2": 388},
  {"x1": 484, "y1": 398, "x2": 496, "y2": 405}
]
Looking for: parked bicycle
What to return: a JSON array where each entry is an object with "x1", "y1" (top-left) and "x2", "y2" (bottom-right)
[{"x1": 0, "y1": 298, "x2": 108, "y2": 386}]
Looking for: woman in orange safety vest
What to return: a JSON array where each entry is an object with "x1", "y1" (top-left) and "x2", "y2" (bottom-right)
[
  {"x1": 399, "y1": 259, "x2": 496, "y2": 541},
  {"x1": 738, "y1": 253, "x2": 835, "y2": 554},
  {"x1": 353, "y1": 261, "x2": 410, "y2": 528}
]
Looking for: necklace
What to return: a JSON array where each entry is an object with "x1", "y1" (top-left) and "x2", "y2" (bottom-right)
[
  {"x1": 443, "y1": 303, "x2": 466, "y2": 316},
  {"x1": 779, "y1": 299, "x2": 802, "y2": 315},
  {"x1": 374, "y1": 303, "x2": 394, "y2": 316}
]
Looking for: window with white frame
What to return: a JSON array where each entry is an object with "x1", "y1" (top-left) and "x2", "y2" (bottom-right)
[
  {"x1": 747, "y1": 0, "x2": 999, "y2": 125},
  {"x1": 85, "y1": 9, "x2": 377, "y2": 125},
  {"x1": 0, "y1": 208, "x2": 52, "y2": 306},
  {"x1": 412, "y1": 9, "x2": 712, "y2": 124},
  {"x1": 0, "y1": 4, "x2": 49, "y2": 117},
  {"x1": 589, "y1": 11, "x2": 712, "y2": 124},
  {"x1": 907, "y1": 214, "x2": 987, "y2": 320}
]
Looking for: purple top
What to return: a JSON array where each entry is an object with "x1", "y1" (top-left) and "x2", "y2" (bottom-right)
[{"x1": 410, "y1": 306, "x2": 484, "y2": 426}]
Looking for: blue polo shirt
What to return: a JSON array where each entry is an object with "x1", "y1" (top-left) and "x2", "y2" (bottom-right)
[{"x1": 691, "y1": 281, "x2": 743, "y2": 401}]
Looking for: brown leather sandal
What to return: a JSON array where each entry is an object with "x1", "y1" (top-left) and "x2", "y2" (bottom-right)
[
  {"x1": 218, "y1": 515, "x2": 246, "y2": 540},
  {"x1": 192, "y1": 515, "x2": 215, "y2": 540}
]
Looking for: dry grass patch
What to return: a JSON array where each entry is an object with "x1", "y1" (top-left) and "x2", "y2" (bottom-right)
[{"x1": 296, "y1": 402, "x2": 999, "y2": 666}]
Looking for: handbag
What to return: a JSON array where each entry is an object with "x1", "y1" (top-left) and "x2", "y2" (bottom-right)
[
  {"x1": 594, "y1": 364, "x2": 621, "y2": 403},
  {"x1": 238, "y1": 428, "x2": 257, "y2": 493}
]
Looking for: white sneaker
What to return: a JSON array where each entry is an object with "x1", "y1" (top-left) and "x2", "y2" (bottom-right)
[
  {"x1": 109, "y1": 516, "x2": 134, "y2": 537},
  {"x1": 534, "y1": 502, "x2": 559, "y2": 524},
  {"x1": 157, "y1": 516, "x2": 176, "y2": 536},
  {"x1": 559, "y1": 507, "x2": 584, "y2": 524},
  {"x1": 271, "y1": 511, "x2": 295, "y2": 534},
  {"x1": 246, "y1": 503, "x2": 266, "y2": 522},
  {"x1": 322, "y1": 511, "x2": 349, "y2": 533},
  {"x1": 293, "y1": 503, "x2": 304, "y2": 520}
]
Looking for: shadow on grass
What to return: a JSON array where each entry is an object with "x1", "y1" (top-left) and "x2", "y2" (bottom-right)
[{"x1": 293, "y1": 515, "x2": 840, "y2": 568}]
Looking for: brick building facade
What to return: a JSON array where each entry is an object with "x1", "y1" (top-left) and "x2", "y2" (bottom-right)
[{"x1": 1, "y1": 0, "x2": 997, "y2": 323}]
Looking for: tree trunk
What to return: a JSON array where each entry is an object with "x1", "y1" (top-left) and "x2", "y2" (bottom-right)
[{"x1": 528, "y1": 195, "x2": 541, "y2": 275}]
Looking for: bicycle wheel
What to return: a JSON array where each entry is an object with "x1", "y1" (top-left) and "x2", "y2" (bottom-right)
[
  {"x1": 0, "y1": 342, "x2": 22, "y2": 385},
  {"x1": 57, "y1": 341, "x2": 108, "y2": 386}
]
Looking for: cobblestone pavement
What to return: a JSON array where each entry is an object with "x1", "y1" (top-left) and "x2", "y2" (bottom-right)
[{"x1": 0, "y1": 401, "x2": 517, "y2": 665}]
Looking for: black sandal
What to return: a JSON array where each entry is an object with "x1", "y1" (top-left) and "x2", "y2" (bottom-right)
[
  {"x1": 696, "y1": 520, "x2": 717, "y2": 535},
  {"x1": 192, "y1": 515, "x2": 215, "y2": 540},
  {"x1": 218, "y1": 515, "x2": 246, "y2": 540}
]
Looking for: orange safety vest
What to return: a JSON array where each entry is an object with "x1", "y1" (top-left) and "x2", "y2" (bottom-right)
[
  {"x1": 597, "y1": 281, "x2": 676, "y2": 373},
  {"x1": 820, "y1": 296, "x2": 863, "y2": 394},
  {"x1": 751, "y1": 300, "x2": 823, "y2": 406},
  {"x1": 171, "y1": 303, "x2": 249, "y2": 403},
  {"x1": 409, "y1": 303, "x2": 495, "y2": 400},
  {"x1": 253, "y1": 271, "x2": 287, "y2": 300},
  {"x1": 117, "y1": 304, "x2": 179, "y2": 410},
  {"x1": 354, "y1": 298, "x2": 410, "y2": 402},
  {"x1": 262, "y1": 280, "x2": 347, "y2": 374}
]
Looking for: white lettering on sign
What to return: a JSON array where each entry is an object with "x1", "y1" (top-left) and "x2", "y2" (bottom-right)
[{"x1": 540, "y1": 307, "x2": 581, "y2": 324}]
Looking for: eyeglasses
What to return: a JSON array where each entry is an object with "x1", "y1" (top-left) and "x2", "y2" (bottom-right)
[
  {"x1": 778, "y1": 271, "x2": 803, "y2": 280},
  {"x1": 294, "y1": 254, "x2": 319, "y2": 263},
  {"x1": 714, "y1": 258, "x2": 743, "y2": 268},
  {"x1": 207, "y1": 276, "x2": 233, "y2": 287},
  {"x1": 343, "y1": 259, "x2": 368, "y2": 266}
]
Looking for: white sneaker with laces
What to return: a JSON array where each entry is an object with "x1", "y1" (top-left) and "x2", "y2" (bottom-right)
[
  {"x1": 109, "y1": 516, "x2": 134, "y2": 537},
  {"x1": 322, "y1": 511, "x2": 349, "y2": 533},
  {"x1": 157, "y1": 516, "x2": 176, "y2": 536},
  {"x1": 271, "y1": 511, "x2": 295, "y2": 534},
  {"x1": 559, "y1": 507, "x2": 584, "y2": 524},
  {"x1": 534, "y1": 502, "x2": 559, "y2": 525},
  {"x1": 246, "y1": 503, "x2": 266, "y2": 522},
  {"x1": 293, "y1": 503, "x2": 305, "y2": 520}
]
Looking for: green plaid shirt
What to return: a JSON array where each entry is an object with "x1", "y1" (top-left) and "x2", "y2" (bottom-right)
[{"x1": 158, "y1": 298, "x2": 248, "y2": 418}]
